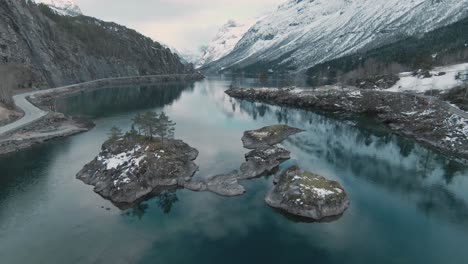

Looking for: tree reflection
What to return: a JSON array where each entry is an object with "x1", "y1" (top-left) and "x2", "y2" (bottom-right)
[
  {"x1": 124, "y1": 191, "x2": 179, "y2": 219},
  {"x1": 55, "y1": 82, "x2": 195, "y2": 118},
  {"x1": 127, "y1": 203, "x2": 149, "y2": 220},
  {"x1": 156, "y1": 191, "x2": 179, "y2": 214}
]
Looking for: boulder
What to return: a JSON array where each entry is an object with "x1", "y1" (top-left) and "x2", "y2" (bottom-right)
[{"x1": 265, "y1": 166, "x2": 349, "y2": 220}]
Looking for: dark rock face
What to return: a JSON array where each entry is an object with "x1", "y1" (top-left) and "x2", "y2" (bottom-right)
[
  {"x1": 265, "y1": 166, "x2": 349, "y2": 220},
  {"x1": 76, "y1": 137, "x2": 198, "y2": 209},
  {"x1": 240, "y1": 147, "x2": 291, "y2": 179},
  {"x1": 242, "y1": 124, "x2": 304, "y2": 150},
  {"x1": 0, "y1": 0, "x2": 195, "y2": 89}
]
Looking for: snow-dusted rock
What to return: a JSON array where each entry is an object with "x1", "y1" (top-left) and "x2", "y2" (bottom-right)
[
  {"x1": 266, "y1": 166, "x2": 349, "y2": 220},
  {"x1": 242, "y1": 124, "x2": 303, "y2": 150},
  {"x1": 76, "y1": 136, "x2": 199, "y2": 209}
]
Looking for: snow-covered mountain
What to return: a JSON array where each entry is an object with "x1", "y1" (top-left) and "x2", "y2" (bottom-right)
[
  {"x1": 203, "y1": 0, "x2": 468, "y2": 73},
  {"x1": 33, "y1": 0, "x2": 82, "y2": 16},
  {"x1": 198, "y1": 19, "x2": 258, "y2": 68},
  {"x1": 175, "y1": 48, "x2": 203, "y2": 65}
]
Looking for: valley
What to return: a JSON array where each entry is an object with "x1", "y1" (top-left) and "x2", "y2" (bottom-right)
[{"x1": 0, "y1": 0, "x2": 468, "y2": 263}]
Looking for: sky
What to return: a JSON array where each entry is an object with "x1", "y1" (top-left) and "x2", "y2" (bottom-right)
[{"x1": 75, "y1": 0, "x2": 284, "y2": 52}]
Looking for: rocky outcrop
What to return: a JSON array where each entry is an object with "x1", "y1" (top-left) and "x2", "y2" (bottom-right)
[
  {"x1": 238, "y1": 125, "x2": 303, "y2": 179},
  {"x1": 76, "y1": 136, "x2": 199, "y2": 209},
  {"x1": 265, "y1": 166, "x2": 349, "y2": 220},
  {"x1": 239, "y1": 147, "x2": 291, "y2": 179},
  {"x1": 242, "y1": 124, "x2": 303, "y2": 150},
  {"x1": 0, "y1": 0, "x2": 195, "y2": 90}
]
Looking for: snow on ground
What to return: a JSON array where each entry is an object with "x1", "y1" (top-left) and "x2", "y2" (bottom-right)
[
  {"x1": 388, "y1": 63, "x2": 468, "y2": 93},
  {"x1": 311, "y1": 187, "x2": 335, "y2": 198},
  {"x1": 98, "y1": 145, "x2": 143, "y2": 170}
]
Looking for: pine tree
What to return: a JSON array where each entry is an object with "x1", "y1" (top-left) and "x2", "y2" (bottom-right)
[
  {"x1": 108, "y1": 126, "x2": 123, "y2": 140},
  {"x1": 125, "y1": 124, "x2": 139, "y2": 138},
  {"x1": 132, "y1": 113, "x2": 144, "y2": 135},
  {"x1": 154, "y1": 112, "x2": 176, "y2": 144},
  {"x1": 132, "y1": 111, "x2": 158, "y2": 139}
]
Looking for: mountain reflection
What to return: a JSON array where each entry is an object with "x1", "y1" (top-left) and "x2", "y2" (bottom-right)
[{"x1": 55, "y1": 82, "x2": 195, "y2": 118}]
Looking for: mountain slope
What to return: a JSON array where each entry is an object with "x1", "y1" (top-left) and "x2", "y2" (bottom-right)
[
  {"x1": 197, "y1": 19, "x2": 258, "y2": 68},
  {"x1": 0, "y1": 0, "x2": 194, "y2": 92},
  {"x1": 203, "y1": 0, "x2": 468, "y2": 73},
  {"x1": 33, "y1": 0, "x2": 82, "y2": 16},
  {"x1": 307, "y1": 15, "x2": 468, "y2": 86}
]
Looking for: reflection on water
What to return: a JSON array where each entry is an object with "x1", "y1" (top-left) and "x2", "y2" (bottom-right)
[
  {"x1": 0, "y1": 76, "x2": 468, "y2": 264},
  {"x1": 56, "y1": 82, "x2": 195, "y2": 118},
  {"x1": 235, "y1": 100, "x2": 468, "y2": 226}
]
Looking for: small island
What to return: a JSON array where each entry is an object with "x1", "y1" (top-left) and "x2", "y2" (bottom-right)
[
  {"x1": 266, "y1": 166, "x2": 349, "y2": 220},
  {"x1": 76, "y1": 111, "x2": 199, "y2": 209}
]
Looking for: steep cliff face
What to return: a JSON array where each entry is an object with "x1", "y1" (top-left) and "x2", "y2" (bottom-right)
[{"x1": 0, "y1": 0, "x2": 194, "y2": 89}]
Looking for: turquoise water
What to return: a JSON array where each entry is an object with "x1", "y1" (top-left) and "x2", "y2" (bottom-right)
[{"x1": 1, "y1": 77, "x2": 468, "y2": 263}]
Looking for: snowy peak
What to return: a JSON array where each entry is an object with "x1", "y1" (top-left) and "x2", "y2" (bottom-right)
[
  {"x1": 197, "y1": 18, "x2": 259, "y2": 68},
  {"x1": 34, "y1": 0, "x2": 82, "y2": 16},
  {"x1": 205, "y1": 0, "x2": 468, "y2": 72}
]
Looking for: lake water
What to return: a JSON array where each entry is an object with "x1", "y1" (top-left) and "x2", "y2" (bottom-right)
[{"x1": 1, "y1": 77, "x2": 468, "y2": 264}]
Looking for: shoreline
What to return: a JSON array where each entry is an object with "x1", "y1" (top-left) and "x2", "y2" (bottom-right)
[
  {"x1": 0, "y1": 73, "x2": 204, "y2": 156},
  {"x1": 226, "y1": 86, "x2": 468, "y2": 163}
]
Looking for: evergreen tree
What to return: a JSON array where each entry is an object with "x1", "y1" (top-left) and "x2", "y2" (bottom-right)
[
  {"x1": 108, "y1": 126, "x2": 123, "y2": 140},
  {"x1": 125, "y1": 124, "x2": 139, "y2": 138},
  {"x1": 132, "y1": 111, "x2": 158, "y2": 139},
  {"x1": 154, "y1": 112, "x2": 176, "y2": 144},
  {"x1": 132, "y1": 113, "x2": 144, "y2": 134}
]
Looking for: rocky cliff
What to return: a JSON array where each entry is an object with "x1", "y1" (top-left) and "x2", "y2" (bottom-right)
[{"x1": 0, "y1": 0, "x2": 195, "y2": 90}]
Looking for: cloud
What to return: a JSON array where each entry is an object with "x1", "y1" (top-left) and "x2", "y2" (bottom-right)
[{"x1": 75, "y1": 0, "x2": 284, "y2": 50}]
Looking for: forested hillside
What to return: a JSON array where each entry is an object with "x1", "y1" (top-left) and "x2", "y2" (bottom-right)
[{"x1": 307, "y1": 16, "x2": 468, "y2": 86}]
